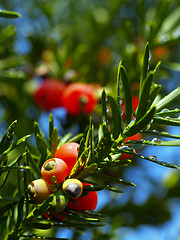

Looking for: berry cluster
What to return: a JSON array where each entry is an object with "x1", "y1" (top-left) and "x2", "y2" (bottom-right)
[
  {"x1": 27, "y1": 142, "x2": 98, "y2": 221},
  {"x1": 34, "y1": 79, "x2": 99, "y2": 115}
]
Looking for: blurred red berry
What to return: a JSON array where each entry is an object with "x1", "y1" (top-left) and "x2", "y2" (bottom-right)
[
  {"x1": 34, "y1": 79, "x2": 66, "y2": 110},
  {"x1": 61, "y1": 83, "x2": 98, "y2": 115},
  {"x1": 96, "y1": 47, "x2": 112, "y2": 66},
  {"x1": 153, "y1": 46, "x2": 169, "y2": 60}
]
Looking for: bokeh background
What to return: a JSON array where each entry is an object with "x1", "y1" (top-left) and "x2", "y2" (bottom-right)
[{"x1": 0, "y1": 0, "x2": 180, "y2": 239}]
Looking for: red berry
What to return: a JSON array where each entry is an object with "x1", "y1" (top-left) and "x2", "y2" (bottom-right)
[
  {"x1": 41, "y1": 158, "x2": 68, "y2": 185},
  {"x1": 67, "y1": 183, "x2": 98, "y2": 211},
  {"x1": 61, "y1": 83, "x2": 98, "y2": 115},
  {"x1": 34, "y1": 79, "x2": 66, "y2": 110},
  {"x1": 119, "y1": 133, "x2": 142, "y2": 160},
  {"x1": 121, "y1": 95, "x2": 139, "y2": 120},
  {"x1": 55, "y1": 142, "x2": 79, "y2": 175}
]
